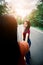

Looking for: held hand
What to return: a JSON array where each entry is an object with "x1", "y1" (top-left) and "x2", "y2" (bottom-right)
[
  {"x1": 18, "y1": 41, "x2": 29, "y2": 56},
  {"x1": 18, "y1": 41, "x2": 29, "y2": 65}
]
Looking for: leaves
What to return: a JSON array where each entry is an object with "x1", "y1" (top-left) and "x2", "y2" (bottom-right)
[
  {"x1": 0, "y1": 2, "x2": 8, "y2": 15},
  {"x1": 28, "y1": 1, "x2": 43, "y2": 28}
]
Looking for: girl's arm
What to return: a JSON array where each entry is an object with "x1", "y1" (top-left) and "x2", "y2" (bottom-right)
[{"x1": 25, "y1": 33, "x2": 28, "y2": 42}]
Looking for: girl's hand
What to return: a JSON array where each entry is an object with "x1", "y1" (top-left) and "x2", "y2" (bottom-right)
[
  {"x1": 18, "y1": 41, "x2": 29, "y2": 56},
  {"x1": 18, "y1": 40, "x2": 29, "y2": 65}
]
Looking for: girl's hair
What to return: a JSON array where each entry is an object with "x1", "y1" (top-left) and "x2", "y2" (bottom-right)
[
  {"x1": 0, "y1": 15, "x2": 20, "y2": 64},
  {"x1": 24, "y1": 20, "x2": 30, "y2": 32},
  {"x1": 25, "y1": 20, "x2": 30, "y2": 30}
]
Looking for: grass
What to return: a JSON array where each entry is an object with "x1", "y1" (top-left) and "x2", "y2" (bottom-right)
[{"x1": 31, "y1": 26, "x2": 43, "y2": 31}]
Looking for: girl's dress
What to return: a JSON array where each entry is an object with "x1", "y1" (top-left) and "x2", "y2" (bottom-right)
[
  {"x1": 23, "y1": 29, "x2": 31, "y2": 47},
  {"x1": 23, "y1": 29, "x2": 31, "y2": 65}
]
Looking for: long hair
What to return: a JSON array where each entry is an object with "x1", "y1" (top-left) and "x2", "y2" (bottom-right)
[
  {"x1": 0, "y1": 15, "x2": 17, "y2": 44},
  {"x1": 0, "y1": 15, "x2": 20, "y2": 64},
  {"x1": 24, "y1": 20, "x2": 30, "y2": 32},
  {"x1": 26, "y1": 20, "x2": 30, "y2": 29}
]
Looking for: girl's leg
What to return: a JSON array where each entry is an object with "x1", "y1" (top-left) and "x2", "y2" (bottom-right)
[
  {"x1": 25, "y1": 51, "x2": 31, "y2": 65},
  {"x1": 26, "y1": 39, "x2": 31, "y2": 65}
]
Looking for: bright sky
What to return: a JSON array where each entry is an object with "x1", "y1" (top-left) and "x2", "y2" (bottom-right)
[{"x1": 5, "y1": 0, "x2": 39, "y2": 18}]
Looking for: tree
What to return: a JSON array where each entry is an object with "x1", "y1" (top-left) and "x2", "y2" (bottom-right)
[
  {"x1": 40, "y1": 0, "x2": 43, "y2": 2},
  {"x1": 28, "y1": 0, "x2": 43, "y2": 28},
  {"x1": 0, "y1": 1, "x2": 8, "y2": 15}
]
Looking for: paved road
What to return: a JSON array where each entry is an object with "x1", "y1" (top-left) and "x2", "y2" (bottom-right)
[{"x1": 17, "y1": 24, "x2": 43, "y2": 65}]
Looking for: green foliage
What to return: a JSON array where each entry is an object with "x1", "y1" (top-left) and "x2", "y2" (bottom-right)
[
  {"x1": 0, "y1": 2, "x2": 8, "y2": 15},
  {"x1": 17, "y1": 17, "x2": 23, "y2": 24},
  {"x1": 28, "y1": 1, "x2": 43, "y2": 28}
]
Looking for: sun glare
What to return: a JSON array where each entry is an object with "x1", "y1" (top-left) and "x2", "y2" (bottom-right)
[
  {"x1": 15, "y1": 9, "x2": 27, "y2": 18},
  {"x1": 5, "y1": 0, "x2": 38, "y2": 19},
  {"x1": 5, "y1": 0, "x2": 11, "y2": 3},
  {"x1": 11, "y1": 0, "x2": 29, "y2": 18}
]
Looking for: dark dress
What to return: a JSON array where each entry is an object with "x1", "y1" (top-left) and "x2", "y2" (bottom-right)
[{"x1": 23, "y1": 29, "x2": 31, "y2": 65}]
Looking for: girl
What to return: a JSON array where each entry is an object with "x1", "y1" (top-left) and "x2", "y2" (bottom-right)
[{"x1": 23, "y1": 20, "x2": 31, "y2": 65}]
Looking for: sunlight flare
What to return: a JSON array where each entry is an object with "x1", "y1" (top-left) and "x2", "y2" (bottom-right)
[{"x1": 5, "y1": 0, "x2": 38, "y2": 18}]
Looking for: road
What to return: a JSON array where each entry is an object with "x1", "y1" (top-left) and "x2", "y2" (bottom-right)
[{"x1": 17, "y1": 24, "x2": 43, "y2": 65}]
